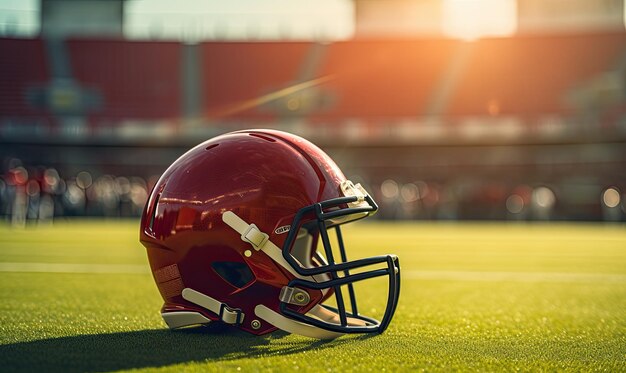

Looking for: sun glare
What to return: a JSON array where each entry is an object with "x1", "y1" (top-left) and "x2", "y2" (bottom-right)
[{"x1": 443, "y1": 0, "x2": 517, "y2": 41}]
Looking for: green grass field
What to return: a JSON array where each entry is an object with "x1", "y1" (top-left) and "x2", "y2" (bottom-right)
[{"x1": 0, "y1": 220, "x2": 625, "y2": 372}]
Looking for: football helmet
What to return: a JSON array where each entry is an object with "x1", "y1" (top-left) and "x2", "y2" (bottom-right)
[{"x1": 140, "y1": 129, "x2": 400, "y2": 339}]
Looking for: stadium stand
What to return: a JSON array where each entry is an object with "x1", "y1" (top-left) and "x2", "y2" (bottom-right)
[
  {"x1": 67, "y1": 38, "x2": 182, "y2": 120},
  {"x1": 1, "y1": 32, "x2": 625, "y2": 221},
  {"x1": 448, "y1": 31, "x2": 626, "y2": 118},
  {"x1": 0, "y1": 38, "x2": 49, "y2": 118},
  {"x1": 2, "y1": 32, "x2": 625, "y2": 124},
  {"x1": 200, "y1": 42, "x2": 310, "y2": 120},
  {"x1": 311, "y1": 38, "x2": 461, "y2": 119}
]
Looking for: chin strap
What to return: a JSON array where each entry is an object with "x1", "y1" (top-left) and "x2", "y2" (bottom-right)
[
  {"x1": 175, "y1": 287, "x2": 344, "y2": 339},
  {"x1": 182, "y1": 288, "x2": 244, "y2": 325}
]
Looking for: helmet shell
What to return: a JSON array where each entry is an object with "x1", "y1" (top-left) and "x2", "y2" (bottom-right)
[{"x1": 140, "y1": 129, "x2": 347, "y2": 334}]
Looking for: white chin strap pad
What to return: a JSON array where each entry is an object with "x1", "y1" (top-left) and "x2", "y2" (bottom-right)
[
  {"x1": 255, "y1": 304, "x2": 344, "y2": 339},
  {"x1": 162, "y1": 311, "x2": 211, "y2": 329}
]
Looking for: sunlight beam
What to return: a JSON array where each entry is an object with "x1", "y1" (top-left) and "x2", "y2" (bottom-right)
[
  {"x1": 207, "y1": 74, "x2": 335, "y2": 119},
  {"x1": 443, "y1": 0, "x2": 517, "y2": 41}
]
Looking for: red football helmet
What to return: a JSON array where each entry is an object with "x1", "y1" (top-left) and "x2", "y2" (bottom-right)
[{"x1": 140, "y1": 129, "x2": 400, "y2": 338}]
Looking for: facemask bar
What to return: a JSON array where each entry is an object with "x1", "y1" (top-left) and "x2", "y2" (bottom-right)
[{"x1": 280, "y1": 194, "x2": 401, "y2": 334}]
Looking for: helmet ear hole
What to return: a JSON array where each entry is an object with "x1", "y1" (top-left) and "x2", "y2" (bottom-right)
[{"x1": 211, "y1": 261, "x2": 255, "y2": 288}]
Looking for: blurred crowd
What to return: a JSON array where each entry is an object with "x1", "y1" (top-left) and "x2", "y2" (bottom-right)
[
  {"x1": 367, "y1": 178, "x2": 623, "y2": 222},
  {"x1": 0, "y1": 158, "x2": 155, "y2": 226},
  {"x1": 2, "y1": 156, "x2": 624, "y2": 226}
]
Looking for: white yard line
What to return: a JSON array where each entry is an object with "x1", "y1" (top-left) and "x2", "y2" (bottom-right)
[
  {"x1": 403, "y1": 270, "x2": 626, "y2": 283},
  {"x1": 0, "y1": 262, "x2": 149, "y2": 274}
]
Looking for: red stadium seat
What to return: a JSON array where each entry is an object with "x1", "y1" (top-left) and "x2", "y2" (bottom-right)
[
  {"x1": 447, "y1": 32, "x2": 626, "y2": 118},
  {"x1": 0, "y1": 38, "x2": 49, "y2": 117},
  {"x1": 200, "y1": 42, "x2": 310, "y2": 121},
  {"x1": 67, "y1": 38, "x2": 182, "y2": 120},
  {"x1": 2, "y1": 32, "x2": 624, "y2": 125},
  {"x1": 311, "y1": 39, "x2": 460, "y2": 120}
]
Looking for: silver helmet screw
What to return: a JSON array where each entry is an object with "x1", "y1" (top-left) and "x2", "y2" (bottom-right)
[
  {"x1": 251, "y1": 319, "x2": 261, "y2": 330},
  {"x1": 294, "y1": 292, "x2": 307, "y2": 303}
]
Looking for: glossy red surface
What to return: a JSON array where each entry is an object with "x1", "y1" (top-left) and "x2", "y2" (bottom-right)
[{"x1": 140, "y1": 129, "x2": 348, "y2": 335}]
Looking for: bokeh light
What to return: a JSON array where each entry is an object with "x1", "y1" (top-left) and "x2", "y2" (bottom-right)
[
  {"x1": 44, "y1": 168, "x2": 60, "y2": 188},
  {"x1": 506, "y1": 194, "x2": 524, "y2": 214},
  {"x1": 533, "y1": 187, "x2": 556, "y2": 208},
  {"x1": 12, "y1": 167, "x2": 28, "y2": 185},
  {"x1": 602, "y1": 187, "x2": 620, "y2": 208},
  {"x1": 400, "y1": 183, "x2": 419, "y2": 202},
  {"x1": 381, "y1": 179, "x2": 399, "y2": 199},
  {"x1": 76, "y1": 171, "x2": 93, "y2": 189},
  {"x1": 65, "y1": 182, "x2": 85, "y2": 206},
  {"x1": 26, "y1": 179, "x2": 40, "y2": 197}
]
